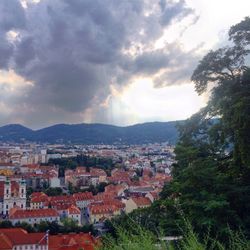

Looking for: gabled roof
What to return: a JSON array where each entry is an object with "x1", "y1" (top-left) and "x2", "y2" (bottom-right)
[
  {"x1": 68, "y1": 205, "x2": 81, "y2": 215},
  {"x1": 73, "y1": 192, "x2": 93, "y2": 201},
  {"x1": 49, "y1": 233, "x2": 97, "y2": 250},
  {"x1": 132, "y1": 197, "x2": 151, "y2": 207},
  {"x1": 9, "y1": 208, "x2": 59, "y2": 219},
  {"x1": 0, "y1": 228, "x2": 46, "y2": 246}
]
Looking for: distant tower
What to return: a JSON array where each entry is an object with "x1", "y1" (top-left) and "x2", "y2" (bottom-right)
[
  {"x1": 19, "y1": 179, "x2": 26, "y2": 199},
  {"x1": 3, "y1": 178, "x2": 11, "y2": 215},
  {"x1": 18, "y1": 179, "x2": 27, "y2": 210},
  {"x1": 4, "y1": 178, "x2": 11, "y2": 200}
]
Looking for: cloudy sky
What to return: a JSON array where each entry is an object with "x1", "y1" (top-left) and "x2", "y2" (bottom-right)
[{"x1": 0, "y1": 0, "x2": 249, "y2": 129}]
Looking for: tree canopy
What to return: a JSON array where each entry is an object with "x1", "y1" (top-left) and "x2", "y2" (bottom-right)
[{"x1": 107, "y1": 17, "x2": 250, "y2": 244}]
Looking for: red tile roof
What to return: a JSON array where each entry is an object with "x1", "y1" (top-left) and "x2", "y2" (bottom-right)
[
  {"x1": 30, "y1": 192, "x2": 49, "y2": 203},
  {"x1": 9, "y1": 208, "x2": 59, "y2": 219},
  {"x1": 0, "y1": 228, "x2": 46, "y2": 247},
  {"x1": 0, "y1": 229, "x2": 98, "y2": 250},
  {"x1": 89, "y1": 204, "x2": 119, "y2": 215},
  {"x1": 68, "y1": 205, "x2": 81, "y2": 215},
  {"x1": 49, "y1": 233, "x2": 97, "y2": 250},
  {"x1": 73, "y1": 192, "x2": 94, "y2": 201},
  {"x1": 0, "y1": 233, "x2": 12, "y2": 250},
  {"x1": 132, "y1": 197, "x2": 151, "y2": 207}
]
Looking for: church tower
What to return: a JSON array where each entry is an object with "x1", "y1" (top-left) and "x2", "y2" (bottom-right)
[
  {"x1": 3, "y1": 178, "x2": 11, "y2": 215},
  {"x1": 19, "y1": 179, "x2": 26, "y2": 199},
  {"x1": 4, "y1": 178, "x2": 11, "y2": 200},
  {"x1": 18, "y1": 179, "x2": 26, "y2": 209}
]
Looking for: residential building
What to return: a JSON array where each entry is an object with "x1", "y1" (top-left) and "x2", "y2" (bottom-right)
[
  {"x1": 9, "y1": 208, "x2": 60, "y2": 226},
  {"x1": 0, "y1": 228, "x2": 47, "y2": 250}
]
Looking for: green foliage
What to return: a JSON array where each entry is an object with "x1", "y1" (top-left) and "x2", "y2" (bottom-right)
[
  {"x1": 100, "y1": 220, "x2": 250, "y2": 250},
  {"x1": 0, "y1": 219, "x2": 97, "y2": 236},
  {"x1": 104, "y1": 17, "x2": 250, "y2": 247},
  {"x1": 0, "y1": 220, "x2": 13, "y2": 228},
  {"x1": 15, "y1": 222, "x2": 35, "y2": 233},
  {"x1": 167, "y1": 16, "x2": 250, "y2": 240},
  {"x1": 86, "y1": 182, "x2": 108, "y2": 195},
  {"x1": 100, "y1": 221, "x2": 164, "y2": 250},
  {"x1": 44, "y1": 187, "x2": 63, "y2": 196},
  {"x1": 50, "y1": 154, "x2": 115, "y2": 178}
]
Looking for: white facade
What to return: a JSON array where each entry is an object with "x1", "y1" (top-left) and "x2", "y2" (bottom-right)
[
  {"x1": 1, "y1": 179, "x2": 26, "y2": 216},
  {"x1": 11, "y1": 214, "x2": 60, "y2": 226},
  {"x1": 12, "y1": 244, "x2": 47, "y2": 250}
]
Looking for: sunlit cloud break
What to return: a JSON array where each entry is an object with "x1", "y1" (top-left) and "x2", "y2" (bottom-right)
[{"x1": 0, "y1": 0, "x2": 249, "y2": 128}]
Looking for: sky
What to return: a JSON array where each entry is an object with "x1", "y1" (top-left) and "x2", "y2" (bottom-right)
[{"x1": 0, "y1": 0, "x2": 249, "y2": 129}]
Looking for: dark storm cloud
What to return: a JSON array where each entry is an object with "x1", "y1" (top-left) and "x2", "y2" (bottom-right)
[
  {"x1": 0, "y1": 0, "x2": 25, "y2": 31},
  {"x1": 0, "y1": 0, "x2": 25, "y2": 68},
  {"x1": 0, "y1": 0, "x2": 197, "y2": 127},
  {"x1": 160, "y1": 0, "x2": 194, "y2": 26},
  {"x1": 0, "y1": 34, "x2": 13, "y2": 69}
]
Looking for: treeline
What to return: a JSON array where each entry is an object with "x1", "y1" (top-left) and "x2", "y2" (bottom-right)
[
  {"x1": 0, "y1": 218, "x2": 97, "y2": 235},
  {"x1": 104, "y1": 17, "x2": 250, "y2": 248},
  {"x1": 48, "y1": 154, "x2": 117, "y2": 177}
]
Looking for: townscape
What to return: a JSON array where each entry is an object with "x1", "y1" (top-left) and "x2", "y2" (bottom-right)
[
  {"x1": 0, "y1": 0, "x2": 249, "y2": 249},
  {"x1": 0, "y1": 142, "x2": 174, "y2": 249}
]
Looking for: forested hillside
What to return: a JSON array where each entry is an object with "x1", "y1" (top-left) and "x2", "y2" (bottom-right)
[{"x1": 0, "y1": 121, "x2": 178, "y2": 144}]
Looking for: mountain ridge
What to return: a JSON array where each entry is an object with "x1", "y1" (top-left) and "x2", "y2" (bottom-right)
[{"x1": 0, "y1": 121, "x2": 180, "y2": 144}]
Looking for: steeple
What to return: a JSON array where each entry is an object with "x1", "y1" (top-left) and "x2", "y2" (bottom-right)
[
  {"x1": 4, "y1": 177, "x2": 11, "y2": 199},
  {"x1": 19, "y1": 178, "x2": 26, "y2": 199}
]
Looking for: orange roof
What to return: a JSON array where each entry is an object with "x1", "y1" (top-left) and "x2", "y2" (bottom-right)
[
  {"x1": 68, "y1": 205, "x2": 81, "y2": 215},
  {"x1": 73, "y1": 192, "x2": 93, "y2": 201},
  {"x1": 0, "y1": 233, "x2": 12, "y2": 249},
  {"x1": 31, "y1": 192, "x2": 49, "y2": 203},
  {"x1": 9, "y1": 208, "x2": 59, "y2": 219},
  {"x1": 132, "y1": 197, "x2": 151, "y2": 207},
  {"x1": 49, "y1": 195, "x2": 76, "y2": 204},
  {"x1": 49, "y1": 233, "x2": 97, "y2": 250},
  {"x1": 105, "y1": 184, "x2": 125, "y2": 194},
  {"x1": 89, "y1": 204, "x2": 119, "y2": 215},
  {"x1": 0, "y1": 228, "x2": 46, "y2": 246},
  {"x1": 0, "y1": 229, "x2": 97, "y2": 250}
]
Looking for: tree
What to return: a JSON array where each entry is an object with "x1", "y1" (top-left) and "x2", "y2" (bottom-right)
[
  {"x1": 109, "y1": 17, "x2": 250, "y2": 243},
  {"x1": 169, "y1": 16, "x2": 250, "y2": 239},
  {"x1": 45, "y1": 187, "x2": 63, "y2": 196},
  {"x1": 0, "y1": 220, "x2": 13, "y2": 228}
]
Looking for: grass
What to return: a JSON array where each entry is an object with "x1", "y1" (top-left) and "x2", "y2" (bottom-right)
[{"x1": 97, "y1": 219, "x2": 250, "y2": 250}]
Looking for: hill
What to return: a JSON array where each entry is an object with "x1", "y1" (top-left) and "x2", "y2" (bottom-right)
[{"x1": 0, "y1": 121, "x2": 179, "y2": 144}]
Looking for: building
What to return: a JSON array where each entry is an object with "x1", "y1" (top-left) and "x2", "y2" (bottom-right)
[
  {"x1": 67, "y1": 205, "x2": 81, "y2": 225},
  {"x1": 30, "y1": 192, "x2": 49, "y2": 209},
  {"x1": 73, "y1": 192, "x2": 94, "y2": 209},
  {"x1": 87, "y1": 200, "x2": 125, "y2": 224},
  {"x1": 9, "y1": 208, "x2": 60, "y2": 226},
  {"x1": 87, "y1": 204, "x2": 121, "y2": 224},
  {"x1": 131, "y1": 197, "x2": 151, "y2": 209},
  {"x1": 0, "y1": 228, "x2": 47, "y2": 250},
  {"x1": 49, "y1": 232, "x2": 97, "y2": 250},
  {"x1": 0, "y1": 228, "x2": 98, "y2": 250},
  {"x1": 0, "y1": 178, "x2": 26, "y2": 216}
]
